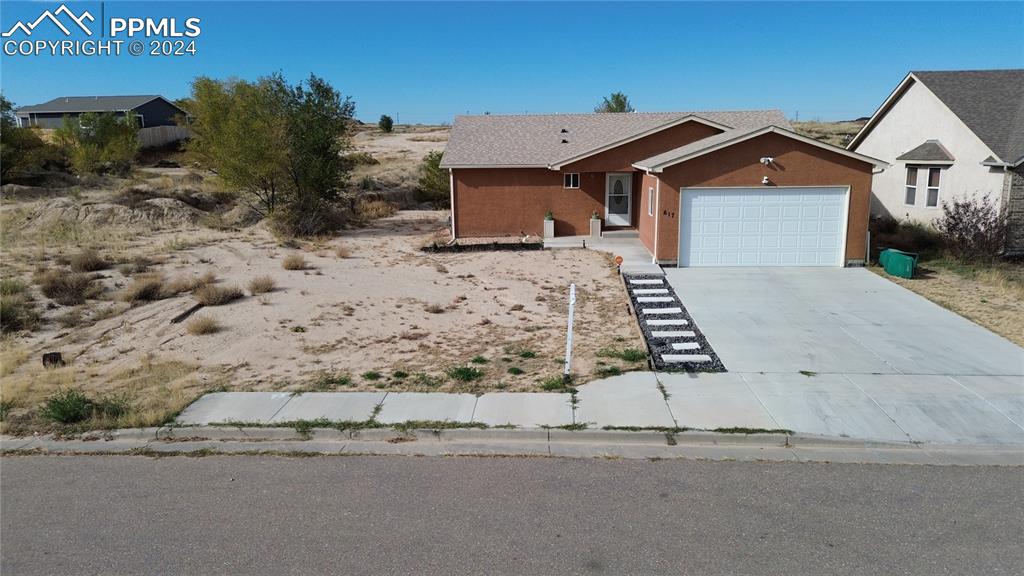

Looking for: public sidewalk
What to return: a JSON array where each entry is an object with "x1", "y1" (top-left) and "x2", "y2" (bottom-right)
[{"x1": 174, "y1": 371, "x2": 1024, "y2": 447}]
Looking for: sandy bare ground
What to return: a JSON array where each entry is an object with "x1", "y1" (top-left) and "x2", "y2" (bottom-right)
[{"x1": 2, "y1": 212, "x2": 644, "y2": 420}]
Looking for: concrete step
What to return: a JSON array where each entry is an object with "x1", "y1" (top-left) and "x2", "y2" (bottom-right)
[
  {"x1": 633, "y1": 288, "x2": 669, "y2": 295},
  {"x1": 603, "y1": 230, "x2": 639, "y2": 239},
  {"x1": 637, "y1": 296, "x2": 674, "y2": 303},
  {"x1": 645, "y1": 319, "x2": 689, "y2": 326},
  {"x1": 652, "y1": 330, "x2": 696, "y2": 338},
  {"x1": 641, "y1": 307, "x2": 683, "y2": 315},
  {"x1": 629, "y1": 279, "x2": 664, "y2": 285},
  {"x1": 662, "y1": 354, "x2": 713, "y2": 363}
]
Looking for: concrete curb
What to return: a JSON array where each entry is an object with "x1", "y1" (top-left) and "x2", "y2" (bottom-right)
[{"x1": 3, "y1": 427, "x2": 1021, "y2": 465}]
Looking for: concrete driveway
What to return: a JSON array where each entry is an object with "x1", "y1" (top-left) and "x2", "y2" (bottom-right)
[{"x1": 661, "y1": 267, "x2": 1024, "y2": 444}]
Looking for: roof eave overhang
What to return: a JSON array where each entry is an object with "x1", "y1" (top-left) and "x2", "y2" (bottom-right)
[
  {"x1": 848, "y1": 72, "x2": 917, "y2": 151},
  {"x1": 547, "y1": 115, "x2": 732, "y2": 171},
  {"x1": 898, "y1": 159, "x2": 955, "y2": 165},
  {"x1": 637, "y1": 126, "x2": 890, "y2": 173},
  {"x1": 440, "y1": 164, "x2": 548, "y2": 170}
]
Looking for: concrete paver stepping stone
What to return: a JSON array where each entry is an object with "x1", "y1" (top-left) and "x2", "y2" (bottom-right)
[
  {"x1": 637, "y1": 296, "x2": 675, "y2": 303},
  {"x1": 629, "y1": 279, "x2": 664, "y2": 285},
  {"x1": 376, "y1": 393, "x2": 477, "y2": 424},
  {"x1": 662, "y1": 354, "x2": 712, "y2": 363},
  {"x1": 660, "y1": 373, "x2": 780, "y2": 430},
  {"x1": 642, "y1": 307, "x2": 683, "y2": 315},
  {"x1": 269, "y1": 392, "x2": 386, "y2": 423},
  {"x1": 652, "y1": 330, "x2": 696, "y2": 338},
  {"x1": 645, "y1": 319, "x2": 689, "y2": 326},
  {"x1": 633, "y1": 289, "x2": 669, "y2": 295},
  {"x1": 473, "y1": 393, "x2": 573, "y2": 428},
  {"x1": 671, "y1": 342, "x2": 701, "y2": 350},
  {"x1": 176, "y1": 392, "x2": 293, "y2": 425},
  {"x1": 575, "y1": 372, "x2": 675, "y2": 428}
]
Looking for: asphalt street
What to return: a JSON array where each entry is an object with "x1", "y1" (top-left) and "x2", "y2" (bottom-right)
[{"x1": 1, "y1": 455, "x2": 1021, "y2": 575}]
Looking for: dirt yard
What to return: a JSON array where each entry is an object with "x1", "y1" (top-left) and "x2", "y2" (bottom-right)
[
  {"x1": 871, "y1": 261, "x2": 1024, "y2": 347},
  {"x1": 1, "y1": 203, "x2": 644, "y2": 432}
]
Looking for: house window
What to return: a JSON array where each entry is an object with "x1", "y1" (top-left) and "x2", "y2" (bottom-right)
[
  {"x1": 926, "y1": 168, "x2": 941, "y2": 207},
  {"x1": 904, "y1": 167, "x2": 918, "y2": 206},
  {"x1": 563, "y1": 173, "x2": 580, "y2": 189},
  {"x1": 647, "y1": 187, "x2": 654, "y2": 216}
]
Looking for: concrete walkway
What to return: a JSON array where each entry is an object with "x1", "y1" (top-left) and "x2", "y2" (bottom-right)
[
  {"x1": 545, "y1": 235, "x2": 662, "y2": 275},
  {"x1": 176, "y1": 370, "x2": 1024, "y2": 446}
]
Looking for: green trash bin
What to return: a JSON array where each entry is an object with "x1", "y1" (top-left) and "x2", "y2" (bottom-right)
[{"x1": 879, "y1": 248, "x2": 918, "y2": 279}]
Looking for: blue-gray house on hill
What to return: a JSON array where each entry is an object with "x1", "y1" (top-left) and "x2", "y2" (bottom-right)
[{"x1": 15, "y1": 95, "x2": 187, "y2": 129}]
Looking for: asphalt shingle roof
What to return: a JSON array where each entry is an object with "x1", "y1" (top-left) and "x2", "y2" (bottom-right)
[
  {"x1": 16, "y1": 95, "x2": 168, "y2": 114},
  {"x1": 440, "y1": 110, "x2": 789, "y2": 168},
  {"x1": 896, "y1": 139, "x2": 956, "y2": 162},
  {"x1": 913, "y1": 70, "x2": 1024, "y2": 164}
]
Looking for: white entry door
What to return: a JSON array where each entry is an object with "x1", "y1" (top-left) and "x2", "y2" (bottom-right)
[
  {"x1": 679, "y1": 187, "x2": 848, "y2": 267},
  {"x1": 605, "y1": 173, "x2": 632, "y2": 226}
]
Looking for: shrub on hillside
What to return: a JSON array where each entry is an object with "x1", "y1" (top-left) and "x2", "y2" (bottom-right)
[
  {"x1": 934, "y1": 196, "x2": 1008, "y2": 262},
  {"x1": 415, "y1": 150, "x2": 448, "y2": 207}
]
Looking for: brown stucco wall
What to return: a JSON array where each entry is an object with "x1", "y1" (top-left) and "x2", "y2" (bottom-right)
[
  {"x1": 452, "y1": 168, "x2": 605, "y2": 237},
  {"x1": 654, "y1": 132, "x2": 874, "y2": 264}
]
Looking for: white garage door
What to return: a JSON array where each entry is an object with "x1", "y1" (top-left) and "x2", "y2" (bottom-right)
[{"x1": 679, "y1": 187, "x2": 847, "y2": 267}]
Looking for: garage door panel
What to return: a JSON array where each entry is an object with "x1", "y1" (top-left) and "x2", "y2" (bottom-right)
[{"x1": 680, "y1": 187, "x2": 846, "y2": 267}]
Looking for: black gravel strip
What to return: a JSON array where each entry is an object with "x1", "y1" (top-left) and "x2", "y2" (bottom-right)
[
  {"x1": 421, "y1": 242, "x2": 543, "y2": 253},
  {"x1": 623, "y1": 273, "x2": 726, "y2": 372}
]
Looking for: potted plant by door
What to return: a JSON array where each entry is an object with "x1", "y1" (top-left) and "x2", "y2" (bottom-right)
[
  {"x1": 590, "y1": 210, "x2": 602, "y2": 239},
  {"x1": 543, "y1": 211, "x2": 555, "y2": 239}
]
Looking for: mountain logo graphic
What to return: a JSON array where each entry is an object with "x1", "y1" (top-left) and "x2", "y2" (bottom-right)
[{"x1": 2, "y1": 4, "x2": 95, "y2": 38}]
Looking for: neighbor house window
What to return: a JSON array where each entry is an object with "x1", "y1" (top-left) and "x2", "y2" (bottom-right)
[
  {"x1": 647, "y1": 187, "x2": 654, "y2": 216},
  {"x1": 926, "y1": 168, "x2": 941, "y2": 207},
  {"x1": 904, "y1": 167, "x2": 918, "y2": 206},
  {"x1": 563, "y1": 173, "x2": 580, "y2": 189}
]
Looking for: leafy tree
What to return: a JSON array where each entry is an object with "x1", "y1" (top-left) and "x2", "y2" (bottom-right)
[
  {"x1": 378, "y1": 114, "x2": 394, "y2": 133},
  {"x1": 185, "y1": 73, "x2": 355, "y2": 236},
  {"x1": 595, "y1": 92, "x2": 634, "y2": 113},
  {"x1": 416, "y1": 150, "x2": 448, "y2": 206},
  {"x1": 0, "y1": 95, "x2": 60, "y2": 182},
  {"x1": 52, "y1": 111, "x2": 138, "y2": 176}
]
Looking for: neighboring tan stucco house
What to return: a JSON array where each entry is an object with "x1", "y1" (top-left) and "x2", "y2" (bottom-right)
[
  {"x1": 441, "y1": 110, "x2": 885, "y2": 267},
  {"x1": 848, "y1": 70, "x2": 1024, "y2": 254}
]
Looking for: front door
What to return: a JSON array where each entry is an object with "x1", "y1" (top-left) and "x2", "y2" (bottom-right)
[{"x1": 605, "y1": 173, "x2": 632, "y2": 226}]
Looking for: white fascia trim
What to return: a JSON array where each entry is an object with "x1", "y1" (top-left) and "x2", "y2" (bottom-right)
[
  {"x1": 449, "y1": 169, "x2": 456, "y2": 238},
  {"x1": 901, "y1": 160, "x2": 955, "y2": 166},
  {"x1": 635, "y1": 126, "x2": 890, "y2": 173},
  {"x1": 848, "y1": 72, "x2": 916, "y2": 150},
  {"x1": 546, "y1": 115, "x2": 731, "y2": 170},
  {"x1": 439, "y1": 164, "x2": 548, "y2": 169}
]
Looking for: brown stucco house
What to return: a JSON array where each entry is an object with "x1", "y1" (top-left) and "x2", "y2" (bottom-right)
[{"x1": 440, "y1": 110, "x2": 887, "y2": 267}]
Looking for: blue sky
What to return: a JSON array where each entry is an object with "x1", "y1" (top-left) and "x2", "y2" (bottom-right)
[{"x1": 1, "y1": 1, "x2": 1022, "y2": 123}]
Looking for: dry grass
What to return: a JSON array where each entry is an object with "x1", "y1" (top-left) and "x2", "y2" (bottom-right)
[
  {"x1": 247, "y1": 275, "x2": 277, "y2": 295},
  {"x1": 281, "y1": 253, "x2": 309, "y2": 270},
  {"x1": 0, "y1": 357, "x2": 207, "y2": 434},
  {"x1": 194, "y1": 284, "x2": 244, "y2": 306},
  {"x1": 69, "y1": 249, "x2": 110, "y2": 272},
  {"x1": 36, "y1": 270, "x2": 101, "y2": 306},
  {"x1": 334, "y1": 245, "x2": 351, "y2": 258},
  {"x1": 356, "y1": 199, "x2": 398, "y2": 220},
  {"x1": 791, "y1": 120, "x2": 866, "y2": 147},
  {"x1": 186, "y1": 315, "x2": 221, "y2": 335},
  {"x1": 120, "y1": 272, "x2": 216, "y2": 303}
]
